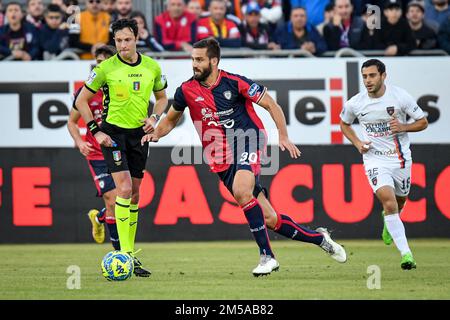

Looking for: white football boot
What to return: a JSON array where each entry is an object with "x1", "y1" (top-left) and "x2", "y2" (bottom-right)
[
  {"x1": 316, "y1": 227, "x2": 347, "y2": 263},
  {"x1": 252, "y1": 255, "x2": 280, "y2": 277}
]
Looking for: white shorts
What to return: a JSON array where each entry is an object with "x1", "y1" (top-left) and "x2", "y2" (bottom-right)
[{"x1": 364, "y1": 164, "x2": 412, "y2": 197}]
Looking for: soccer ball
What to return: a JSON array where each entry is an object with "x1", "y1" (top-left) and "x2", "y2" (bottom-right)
[{"x1": 101, "y1": 251, "x2": 134, "y2": 281}]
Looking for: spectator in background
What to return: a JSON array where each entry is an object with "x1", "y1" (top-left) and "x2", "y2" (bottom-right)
[
  {"x1": 187, "y1": 0, "x2": 204, "y2": 20},
  {"x1": 197, "y1": 0, "x2": 241, "y2": 47},
  {"x1": 69, "y1": 0, "x2": 110, "y2": 60},
  {"x1": 274, "y1": 6, "x2": 327, "y2": 55},
  {"x1": 438, "y1": 15, "x2": 450, "y2": 53},
  {"x1": 407, "y1": 1, "x2": 438, "y2": 49},
  {"x1": 26, "y1": 0, "x2": 45, "y2": 29},
  {"x1": 242, "y1": 0, "x2": 283, "y2": 27},
  {"x1": 111, "y1": 0, "x2": 132, "y2": 22},
  {"x1": 323, "y1": 0, "x2": 364, "y2": 50},
  {"x1": 239, "y1": 1, "x2": 280, "y2": 50},
  {"x1": 425, "y1": 0, "x2": 450, "y2": 30},
  {"x1": 154, "y1": 0, "x2": 197, "y2": 52},
  {"x1": 130, "y1": 11, "x2": 164, "y2": 52},
  {"x1": 101, "y1": 0, "x2": 116, "y2": 15},
  {"x1": 0, "y1": 0, "x2": 5, "y2": 27},
  {"x1": 358, "y1": 0, "x2": 416, "y2": 56},
  {"x1": 288, "y1": 0, "x2": 330, "y2": 26},
  {"x1": 201, "y1": 0, "x2": 243, "y2": 22},
  {"x1": 39, "y1": 4, "x2": 69, "y2": 58},
  {"x1": 0, "y1": 2, "x2": 40, "y2": 60},
  {"x1": 51, "y1": 0, "x2": 79, "y2": 23},
  {"x1": 316, "y1": 2, "x2": 334, "y2": 36}
]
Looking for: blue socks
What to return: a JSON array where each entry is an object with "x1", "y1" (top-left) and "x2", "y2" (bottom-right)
[
  {"x1": 242, "y1": 199, "x2": 274, "y2": 258},
  {"x1": 98, "y1": 208, "x2": 121, "y2": 250},
  {"x1": 274, "y1": 214, "x2": 323, "y2": 245}
]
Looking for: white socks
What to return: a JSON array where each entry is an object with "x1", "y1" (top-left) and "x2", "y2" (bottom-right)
[{"x1": 385, "y1": 213, "x2": 411, "y2": 256}]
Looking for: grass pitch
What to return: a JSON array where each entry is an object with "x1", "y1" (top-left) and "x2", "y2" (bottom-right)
[{"x1": 0, "y1": 240, "x2": 449, "y2": 300}]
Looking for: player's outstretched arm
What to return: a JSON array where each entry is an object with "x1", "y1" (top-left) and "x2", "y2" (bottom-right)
[
  {"x1": 258, "y1": 92, "x2": 301, "y2": 159},
  {"x1": 67, "y1": 108, "x2": 94, "y2": 157},
  {"x1": 141, "y1": 106, "x2": 183, "y2": 144},
  {"x1": 75, "y1": 86, "x2": 114, "y2": 147},
  {"x1": 340, "y1": 119, "x2": 371, "y2": 154}
]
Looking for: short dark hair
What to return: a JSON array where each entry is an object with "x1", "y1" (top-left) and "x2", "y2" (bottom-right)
[
  {"x1": 45, "y1": 4, "x2": 62, "y2": 15},
  {"x1": 5, "y1": 1, "x2": 22, "y2": 12},
  {"x1": 361, "y1": 59, "x2": 386, "y2": 74},
  {"x1": 94, "y1": 45, "x2": 117, "y2": 58},
  {"x1": 193, "y1": 37, "x2": 221, "y2": 61},
  {"x1": 111, "y1": 18, "x2": 139, "y2": 38}
]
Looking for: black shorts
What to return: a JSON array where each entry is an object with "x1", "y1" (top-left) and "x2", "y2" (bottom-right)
[
  {"x1": 100, "y1": 121, "x2": 149, "y2": 179},
  {"x1": 217, "y1": 162, "x2": 267, "y2": 199}
]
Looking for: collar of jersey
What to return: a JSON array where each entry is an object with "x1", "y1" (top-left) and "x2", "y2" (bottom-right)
[
  {"x1": 117, "y1": 52, "x2": 142, "y2": 67},
  {"x1": 199, "y1": 69, "x2": 223, "y2": 90}
]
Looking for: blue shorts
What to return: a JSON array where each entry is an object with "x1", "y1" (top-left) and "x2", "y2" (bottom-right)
[
  {"x1": 87, "y1": 160, "x2": 116, "y2": 197},
  {"x1": 217, "y1": 162, "x2": 267, "y2": 199}
]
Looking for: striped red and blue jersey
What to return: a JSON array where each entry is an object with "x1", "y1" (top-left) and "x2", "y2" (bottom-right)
[
  {"x1": 173, "y1": 70, "x2": 267, "y2": 173},
  {"x1": 73, "y1": 87, "x2": 104, "y2": 161}
]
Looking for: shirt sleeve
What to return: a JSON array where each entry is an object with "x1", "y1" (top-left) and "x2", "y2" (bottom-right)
[
  {"x1": 84, "y1": 65, "x2": 106, "y2": 93},
  {"x1": 401, "y1": 90, "x2": 425, "y2": 120},
  {"x1": 152, "y1": 63, "x2": 168, "y2": 92},
  {"x1": 340, "y1": 101, "x2": 356, "y2": 124},
  {"x1": 172, "y1": 86, "x2": 187, "y2": 112},
  {"x1": 236, "y1": 75, "x2": 267, "y2": 104}
]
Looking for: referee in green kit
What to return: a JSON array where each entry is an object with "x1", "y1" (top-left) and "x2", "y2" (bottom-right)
[{"x1": 76, "y1": 18, "x2": 168, "y2": 277}]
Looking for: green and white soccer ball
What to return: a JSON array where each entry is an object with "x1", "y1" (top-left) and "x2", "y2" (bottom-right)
[{"x1": 101, "y1": 251, "x2": 134, "y2": 281}]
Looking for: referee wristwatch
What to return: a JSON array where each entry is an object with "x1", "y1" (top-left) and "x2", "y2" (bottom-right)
[{"x1": 150, "y1": 113, "x2": 160, "y2": 122}]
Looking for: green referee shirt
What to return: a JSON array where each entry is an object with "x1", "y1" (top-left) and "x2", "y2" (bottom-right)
[{"x1": 84, "y1": 53, "x2": 167, "y2": 129}]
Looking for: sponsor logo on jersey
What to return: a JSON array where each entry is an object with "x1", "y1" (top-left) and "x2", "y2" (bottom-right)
[
  {"x1": 248, "y1": 83, "x2": 260, "y2": 97},
  {"x1": 223, "y1": 90, "x2": 232, "y2": 100},
  {"x1": 195, "y1": 96, "x2": 205, "y2": 102},
  {"x1": 201, "y1": 107, "x2": 214, "y2": 121},
  {"x1": 128, "y1": 73, "x2": 142, "y2": 77},
  {"x1": 372, "y1": 177, "x2": 377, "y2": 186},
  {"x1": 133, "y1": 81, "x2": 140, "y2": 91},
  {"x1": 386, "y1": 106, "x2": 395, "y2": 116}
]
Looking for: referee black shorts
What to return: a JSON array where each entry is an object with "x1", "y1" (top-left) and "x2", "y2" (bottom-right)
[{"x1": 100, "y1": 121, "x2": 149, "y2": 179}]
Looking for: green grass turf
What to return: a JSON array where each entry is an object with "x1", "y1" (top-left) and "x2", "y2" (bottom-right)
[{"x1": 0, "y1": 240, "x2": 449, "y2": 300}]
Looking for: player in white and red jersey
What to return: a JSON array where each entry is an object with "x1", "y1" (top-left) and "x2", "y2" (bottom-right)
[{"x1": 340, "y1": 59, "x2": 428, "y2": 270}]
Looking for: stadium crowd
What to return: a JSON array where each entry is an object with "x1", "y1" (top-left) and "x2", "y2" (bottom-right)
[{"x1": 0, "y1": 0, "x2": 449, "y2": 60}]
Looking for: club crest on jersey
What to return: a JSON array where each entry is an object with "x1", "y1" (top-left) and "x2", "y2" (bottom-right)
[
  {"x1": 133, "y1": 81, "x2": 140, "y2": 91},
  {"x1": 223, "y1": 90, "x2": 232, "y2": 100},
  {"x1": 386, "y1": 106, "x2": 395, "y2": 116},
  {"x1": 248, "y1": 83, "x2": 260, "y2": 97},
  {"x1": 372, "y1": 177, "x2": 377, "y2": 186},
  {"x1": 112, "y1": 150, "x2": 121, "y2": 162}
]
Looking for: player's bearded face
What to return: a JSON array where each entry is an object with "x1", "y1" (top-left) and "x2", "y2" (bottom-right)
[{"x1": 193, "y1": 61, "x2": 212, "y2": 81}]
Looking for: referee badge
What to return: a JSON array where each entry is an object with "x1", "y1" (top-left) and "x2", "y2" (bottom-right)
[
  {"x1": 133, "y1": 81, "x2": 140, "y2": 91},
  {"x1": 112, "y1": 150, "x2": 121, "y2": 162}
]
